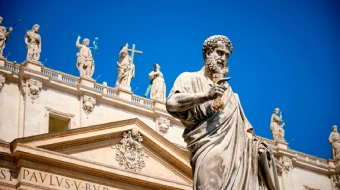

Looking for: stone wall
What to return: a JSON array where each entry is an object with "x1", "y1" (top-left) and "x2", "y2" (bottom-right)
[{"x1": 0, "y1": 59, "x2": 186, "y2": 147}]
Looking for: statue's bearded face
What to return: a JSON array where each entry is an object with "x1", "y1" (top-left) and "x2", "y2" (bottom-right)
[{"x1": 205, "y1": 41, "x2": 230, "y2": 74}]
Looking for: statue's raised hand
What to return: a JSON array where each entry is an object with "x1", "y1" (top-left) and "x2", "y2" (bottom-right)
[
  {"x1": 208, "y1": 83, "x2": 227, "y2": 100},
  {"x1": 77, "y1": 35, "x2": 81, "y2": 40}
]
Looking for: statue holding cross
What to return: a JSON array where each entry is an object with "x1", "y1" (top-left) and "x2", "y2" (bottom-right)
[{"x1": 115, "y1": 43, "x2": 143, "y2": 91}]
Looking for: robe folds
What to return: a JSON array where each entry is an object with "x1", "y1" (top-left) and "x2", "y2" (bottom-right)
[{"x1": 167, "y1": 72, "x2": 280, "y2": 190}]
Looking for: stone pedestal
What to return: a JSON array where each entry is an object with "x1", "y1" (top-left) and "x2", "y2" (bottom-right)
[
  {"x1": 21, "y1": 60, "x2": 43, "y2": 72},
  {"x1": 0, "y1": 56, "x2": 5, "y2": 67},
  {"x1": 333, "y1": 158, "x2": 340, "y2": 172},
  {"x1": 276, "y1": 141, "x2": 288, "y2": 149},
  {"x1": 79, "y1": 76, "x2": 95, "y2": 88},
  {"x1": 116, "y1": 87, "x2": 132, "y2": 101},
  {"x1": 154, "y1": 100, "x2": 166, "y2": 110}
]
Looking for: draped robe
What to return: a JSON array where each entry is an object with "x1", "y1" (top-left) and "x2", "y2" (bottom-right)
[
  {"x1": 149, "y1": 71, "x2": 166, "y2": 101},
  {"x1": 167, "y1": 72, "x2": 280, "y2": 190}
]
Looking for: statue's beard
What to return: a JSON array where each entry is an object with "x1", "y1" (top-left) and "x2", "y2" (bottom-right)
[{"x1": 205, "y1": 56, "x2": 229, "y2": 75}]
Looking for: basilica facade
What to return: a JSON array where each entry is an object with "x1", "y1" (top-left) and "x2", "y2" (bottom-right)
[{"x1": 0, "y1": 25, "x2": 338, "y2": 190}]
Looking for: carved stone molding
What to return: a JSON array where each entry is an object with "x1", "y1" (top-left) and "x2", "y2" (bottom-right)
[
  {"x1": 0, "y1": 74, "x2": 5, "y2": 92},
  {"x1": 282, "y1": 157, "x2": 293, "y2": 174},
  {"x1": 333, "y1": 174, "x2": 340, "y2": 190},
  {"x1": 303, "y1": 185, "x2": 320, "y2": 190},
  {"x1": 158, "y1": 117, "x2": 170, "y2": 135},
  {"x1": 83, "y1": 95, "x2": 96, "y2": 114},
  {"x1": 113, "y1": 128, "x2": 148, "y2": 172},
  {"x1": 27, "y1": 79, "x2": 42, "y2": 102}
]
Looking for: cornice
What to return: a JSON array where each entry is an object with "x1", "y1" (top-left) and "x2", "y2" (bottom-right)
[
  {"x1": 2, "y1": 62, "x2": 180, "y2": 125},
  {"x1": 12, "y1": 144, "x2": 192, "y2": 190},
  {"x1": 9, "y1": 118, "x2": 192, "y2": 180}
]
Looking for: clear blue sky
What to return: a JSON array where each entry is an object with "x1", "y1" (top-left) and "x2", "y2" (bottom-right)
[{"x1": 1, "y1": 0, "x2": 339, "y2": 159}]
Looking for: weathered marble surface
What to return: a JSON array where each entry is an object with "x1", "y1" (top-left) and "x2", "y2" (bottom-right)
[
  {"x1": 270, "y1": 108, "x2": 285, "y2": 142},
  {"x1": 25, "y1": 24, "x2": 41, "y2": 61},
  {"x1": 166, "y1": 35, "x2": 280, "y2": 190},
  {"x1": 329, "y1": 125, "x2": 340, "y2": 159},
  {"x1": 0, "y1": 16, "x2": 13, "y2": 57},
  {"x1": 76, "y1": 35, "x2": 95, "y2": 78},
  {"x1": 149, "y1": 63, "x2": 166, "y2": 101},
  {"x1": 116, "y1": 43, "x2": 134, "y2": 90}
]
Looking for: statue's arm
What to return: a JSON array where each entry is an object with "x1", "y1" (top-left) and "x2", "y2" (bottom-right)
[
  {"x1": 76, "y1": 36, "x2": 82, "y2": 49},
  {"x1": 24, "y1": 32, "x2": 29, "y2": 45},
  {"x1": 148, "y1": 71, "x2": 159, "y2": 80},
  {"x1": 329, "y1": 133, "x2": 334, "y2": 144},
  {"x1": 273, "y1": 115, "x2": 283, "y2": 123},
  {"x1": 5, "y1": 27, "x2": 12, "y2": 38},
  {"x1": 167, "y1": 82, "x2": 226, "y2": 112},
  {"x1": 166, "y1": 92, "x2": 210, "y2": 112}
]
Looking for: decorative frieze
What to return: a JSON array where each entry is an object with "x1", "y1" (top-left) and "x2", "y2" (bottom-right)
[
  {"x1": 83, "y1": 95, "x2": 96, "y2": 114},
  {"x1": 282, "y1": 157, "x2": 293, "y2": 174},
  {"x1": 113, "y1": 128, "x2": 147, "y2": 172},
  {"x1": 333, "y1": 174, "x2": 340, "y2": 190},
  {"x1": 158, "y1": 117, "x2": 170, "y2": 135}
]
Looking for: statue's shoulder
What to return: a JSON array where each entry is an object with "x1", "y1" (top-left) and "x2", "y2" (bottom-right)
[{"x1": 176, "y1": 71, "x2": 202, "y2": 81}]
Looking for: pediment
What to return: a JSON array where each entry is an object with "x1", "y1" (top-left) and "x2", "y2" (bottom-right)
[{"x1": 9, "y1": 118, "x2": 192, "y2": 190}]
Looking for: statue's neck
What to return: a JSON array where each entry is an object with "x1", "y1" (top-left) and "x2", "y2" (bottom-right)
[{"x1": 199, "y1": 66, "x2": 215, "y2": 81}]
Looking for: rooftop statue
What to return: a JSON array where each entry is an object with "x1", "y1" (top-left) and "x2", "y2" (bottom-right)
[
  {"x1": 0, "y1": 16, "x2": 13, "y2": 58},
  {"x1": 115, "y1": 43, "x2": 135, "y2": 90},
  {"x1": 270, "y1": 108, "x2": 285, "y2": 142},
  {"x1": 329, "y1": 125, "x2": 340, "y2": 159},
  {"x1": 148, "y1": 63, "x2": 166, "y2": 101},
  {"x1": 25, "y1": 24, "x2": 41, "y2": 62},
  {"x1": 76, "y1": 35, "x2": 95, "y2": 78},
  {"x1": 166, "y1": 35, "x2": 280, "y2": 190}
]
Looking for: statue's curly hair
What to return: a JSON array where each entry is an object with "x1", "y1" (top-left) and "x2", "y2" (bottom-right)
[{"x1": 202, "y1": 35, "x2": 233, "y2": 60}]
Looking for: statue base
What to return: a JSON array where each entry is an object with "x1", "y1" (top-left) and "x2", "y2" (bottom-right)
[
  {"x1": 0, "y1": 56, "x2": 6, "y2": 67},
  {"x1": 115, "y1": 85, "x2": 131, "y2": 92},
  {"x1": 116, "y1": 87, "x2": 132, "y2": 101},
  {"x1": 22, "y1": 60, "x2": 43, "y2": 72},
  {"x1": 154, "y1": 99, "x2": 166, "y2": 110},
  {"x1": 275, "y1": 140, "x2": 288, "y2": 149},
  {"x1": 79, "y1": 76, "x2": 95, "y2": 88}
]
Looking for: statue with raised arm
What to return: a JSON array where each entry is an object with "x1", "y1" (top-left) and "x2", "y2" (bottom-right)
[
  {"x1": 148, "y1": 63, "x2": 166, "y2": 101},
  {"x1": 270, "y1": 108, "x2": 285, "y2": 142},
  {"x1": 166, "y1": 35, "x2": 280, "y2": 190},
  {"x1": 25, "y1": 24, "x2": 41, "y2": 61},
  {"x1": 0, "y1": 16, "x2": 13, "y2": 57},
  {"x1": 115, "y1": 43, "x2": 135, "y2": 90},
  {"x1": 329, "y1": 125, "x2": 340, "y2": 159},
  {"x1": 76, "y1": 35, "x2": 95, "y2": 78}
]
